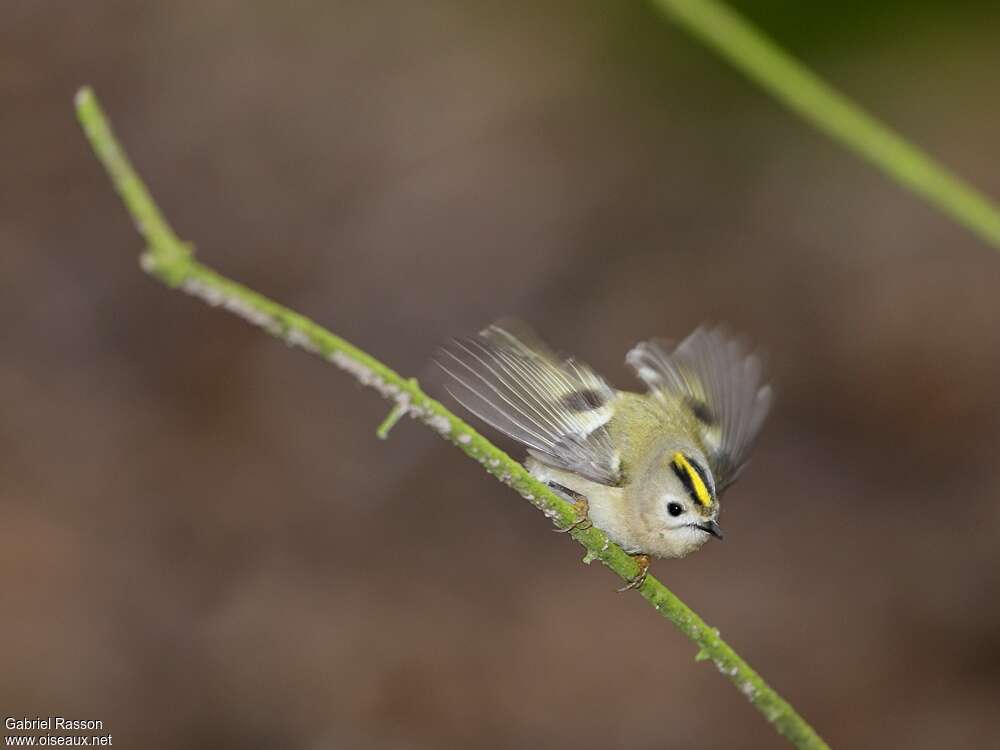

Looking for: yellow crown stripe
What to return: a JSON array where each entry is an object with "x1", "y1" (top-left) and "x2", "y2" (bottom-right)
[{"x1": 672, "y1": 452, "x2": 712, "y2": 507}]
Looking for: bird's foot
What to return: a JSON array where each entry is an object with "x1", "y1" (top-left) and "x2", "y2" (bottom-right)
[
  {"x1": 617, "y1": 554, "x2": 650, "y2": 593},
  {"x1": 548, "y1": 482, "x2": 592, "y2": 534}
]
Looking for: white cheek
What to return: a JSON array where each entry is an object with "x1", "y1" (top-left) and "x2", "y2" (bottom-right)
[
  {"x1": 661, "y1": 521, "x2": 688, "y2": 534},
  {"x1": 664, "y1": 525, "x2": 709, "y2": 548}
]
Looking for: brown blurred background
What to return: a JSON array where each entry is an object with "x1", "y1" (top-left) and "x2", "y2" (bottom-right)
[{"x1": 4, "y1": 1, "x2": 1000, "y2": 747}]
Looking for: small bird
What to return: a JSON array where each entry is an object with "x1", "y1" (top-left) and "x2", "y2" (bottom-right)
[{"x1": 436, "y1": 320, "x2": 772, "y2": 590}]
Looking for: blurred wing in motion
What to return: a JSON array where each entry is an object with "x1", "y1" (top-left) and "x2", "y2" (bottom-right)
[
  {"x1": 436, "y1": 320, "x2": 621, "y2": 485},
  {"x1": 626, "y1": 326, "x2": 772, "y2": 492}
]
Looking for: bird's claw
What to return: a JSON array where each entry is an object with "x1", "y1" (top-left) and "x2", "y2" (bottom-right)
[
  {"x1": 548, "y1": 483, "x2": 592, "y2": 534},
  {"x1": 617, "y1": 554, "x2": 650, "y2": 592}
]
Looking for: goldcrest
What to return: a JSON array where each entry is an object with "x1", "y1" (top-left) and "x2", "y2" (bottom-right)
[{"x1": 437, "y1": 321, "x2": 771, "y2": 587}]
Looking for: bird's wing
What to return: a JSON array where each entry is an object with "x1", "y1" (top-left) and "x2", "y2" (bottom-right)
[
  {"x1": 436, "y1": 320, "x2": 621, "y2": 485},
  {"x1": 626, "y1": 326, "x2": 771, "y2": 492}
]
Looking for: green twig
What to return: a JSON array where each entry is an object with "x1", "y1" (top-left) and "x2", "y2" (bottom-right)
[
  {"x1": 650, "y1": 0, "x2": 1000, "y2": 250},
  {"x1": 75, "y1": 86, "x2": 829, "y2": 749},
  {"x1": 376, "y1": 386, "x2": 416, "y2": 440}
]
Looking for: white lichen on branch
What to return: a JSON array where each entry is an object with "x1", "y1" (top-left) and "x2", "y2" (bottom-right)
[{"x1": 180, "y1": 275, "x2": 279, "y2": 332}]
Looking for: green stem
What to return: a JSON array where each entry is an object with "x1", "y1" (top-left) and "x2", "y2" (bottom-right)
[
  {"x1": 650, "y1": 0, "x2": 1000, "y2": 250},
  {"x1": 376, "y1": 392, "x2": 414, "y2": 439},
  {"x1": 75, "y1": 87, "x2": 828, "y2": 749}
]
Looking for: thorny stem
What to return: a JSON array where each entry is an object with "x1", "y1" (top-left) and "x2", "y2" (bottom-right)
[
  {"x1": 649, "y1": 0, "x2": 1000, "y2": 251},
  {"x1": 75, "y1": 87, "x2": 828, "y2": 749}
]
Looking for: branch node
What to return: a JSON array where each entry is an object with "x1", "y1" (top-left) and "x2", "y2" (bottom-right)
[
  {"x1": 376, "y1": 402, "x2": 408, "y2": 439},
  {"x1": 376, "y1": 379, "x2": 418, "y2": 439},
  {"x1": 139, "y1": 241, "x2": 195, "y2": 286}
]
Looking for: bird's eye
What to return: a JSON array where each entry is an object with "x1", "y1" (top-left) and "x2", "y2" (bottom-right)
[{"x1": 667, "y1": 502, "x2": 684, "y2": 517}]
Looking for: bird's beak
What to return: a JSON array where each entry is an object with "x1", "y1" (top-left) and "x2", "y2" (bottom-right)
[{"x1": 700, "y1": 520, "x2": 724, "y2": 540}]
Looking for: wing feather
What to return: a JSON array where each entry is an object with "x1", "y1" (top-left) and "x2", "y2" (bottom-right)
[
  {"x1": 437, "y1": 321, "x2": 621, "y2": 485},
  {"x1": 626, "y1": 326, "x2": 772, "y2": 491}
]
